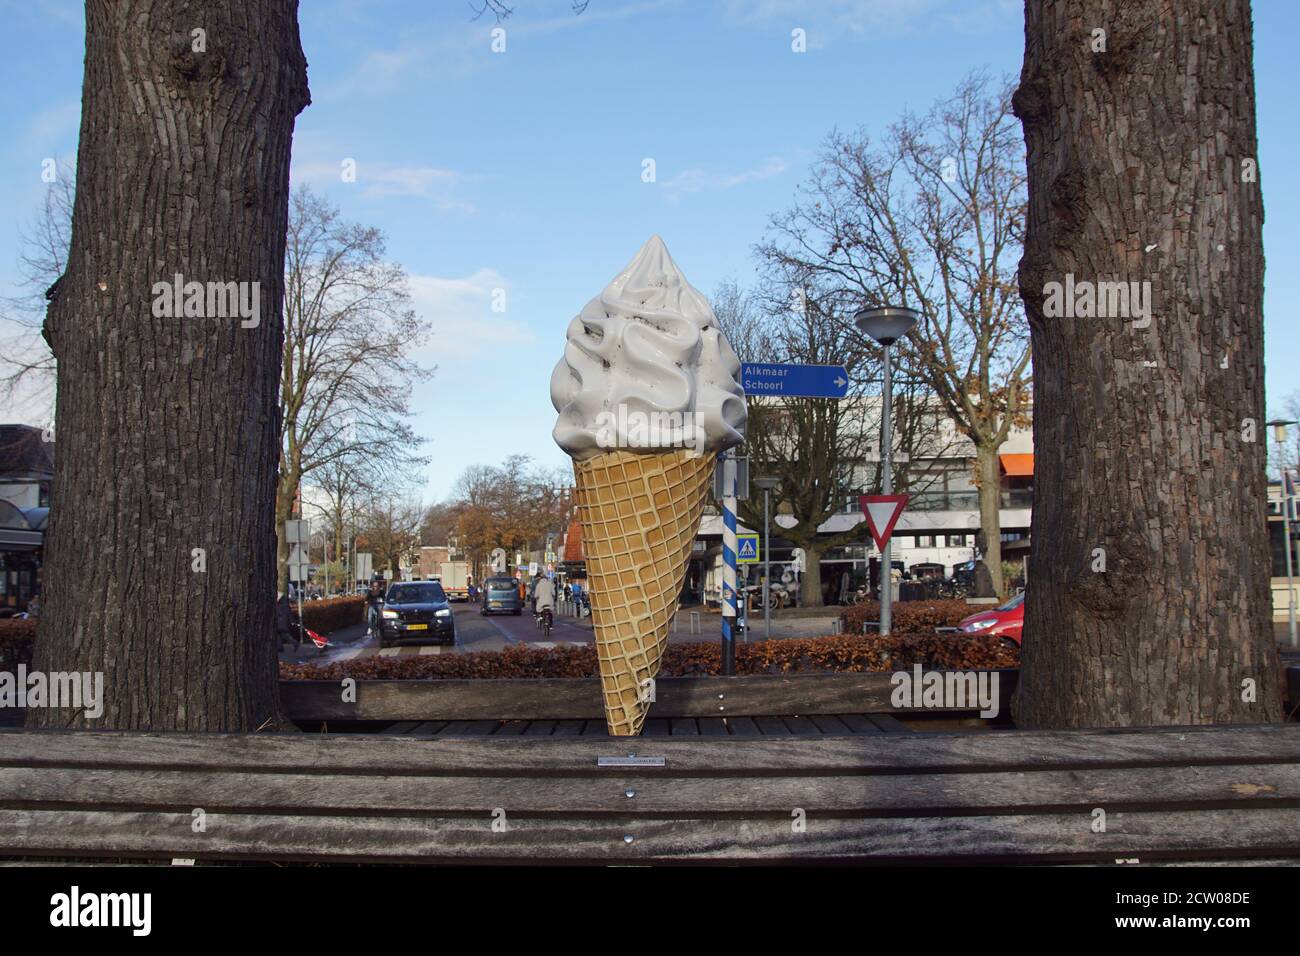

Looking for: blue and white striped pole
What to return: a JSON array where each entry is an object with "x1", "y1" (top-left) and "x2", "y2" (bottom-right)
[{"x1": 721, "y1": 449, "x2": 738, "y2": 676}]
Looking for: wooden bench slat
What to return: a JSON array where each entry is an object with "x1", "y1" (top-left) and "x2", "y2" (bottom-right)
[
  {"x1": 552, "y1": 720, "x2": 584, "y2": 737},
  {"x1": 522, "y1": 721, "x2": 557, "y2": 736},
  {"x1": 643, "y1": 719, "x2": 670, "y2": 737},
  {"x1": 279, "y1": 671, "x2": 1020, "y2": 721},
  {"x1": 6, "y1": 764, "x2": 1300, "y2": 815},
  {"x1": 6, "y1": 807, "x2": 1298, "y2": 863},
  {"x1": 671, "y1": 719, "x2": 700, "y2": 736},
  {"x1": 5, "y1": 725, "x2": 1299, "y2": 775}
]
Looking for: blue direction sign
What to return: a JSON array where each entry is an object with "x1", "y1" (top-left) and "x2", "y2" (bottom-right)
[
  {"x1": 736, "y1": 533, "x2": 760, "y2": 564},
  {"x1": 740, "y1": 362, "x2": 849, "y2": 398}
]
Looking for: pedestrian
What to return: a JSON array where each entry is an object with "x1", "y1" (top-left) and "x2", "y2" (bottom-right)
[{"x1": 275, "y1": 592, "x2": 294, "y2": 650}]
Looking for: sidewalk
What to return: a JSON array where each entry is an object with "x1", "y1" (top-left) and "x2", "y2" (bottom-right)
[{"x1": 556, "y1": 603, "x2": 843, "y2": 643}]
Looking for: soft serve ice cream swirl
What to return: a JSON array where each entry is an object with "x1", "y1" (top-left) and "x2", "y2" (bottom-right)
[{"x1": 551, "y1": 236, "x2": 746, "y2": 461}]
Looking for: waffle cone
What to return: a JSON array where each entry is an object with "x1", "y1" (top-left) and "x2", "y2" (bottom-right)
[{"x1": 573, "y1": 449, "x2": 714, "y2": 735}]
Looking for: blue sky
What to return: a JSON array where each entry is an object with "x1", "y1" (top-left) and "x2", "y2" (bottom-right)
[{"x1": 1, "y1": 0, "x2": 1297, "y2": 501}]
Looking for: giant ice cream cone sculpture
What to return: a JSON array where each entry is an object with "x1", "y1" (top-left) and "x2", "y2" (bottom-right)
[{"x1": 551, "y1": 236, "x2": 746, "y2": 735}]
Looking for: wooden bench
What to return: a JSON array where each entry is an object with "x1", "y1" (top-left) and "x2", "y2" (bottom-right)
[
  {"x1": 279, "y1": 670, "x2": 1019, "y2": 732},
  {"x1": 3, "y1": 723, "x2": 1299, "y2": 863}
]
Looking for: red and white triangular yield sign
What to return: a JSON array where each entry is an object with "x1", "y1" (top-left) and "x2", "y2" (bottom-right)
[{"x1": 859, "y1": 494, "x2": 910, "y2": 552}]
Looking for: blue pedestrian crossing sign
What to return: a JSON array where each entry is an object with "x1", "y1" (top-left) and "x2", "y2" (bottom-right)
[{"x1": 736, "y1": 534, "x2": 760, "y2": 564}]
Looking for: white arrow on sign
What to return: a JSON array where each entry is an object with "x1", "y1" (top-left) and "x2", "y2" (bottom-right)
[{"x1": 834, "y1": 375, "x2": 847, "y2": 388}]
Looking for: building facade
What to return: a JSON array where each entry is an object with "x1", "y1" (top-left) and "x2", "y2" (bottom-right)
[{"x1": 0, "y1": 424, "x2": 53, "y2": 612}]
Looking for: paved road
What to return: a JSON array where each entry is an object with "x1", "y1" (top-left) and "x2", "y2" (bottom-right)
[
  {"x1": 277, "y1": 603, "x2": 593, "y2": 665},
  {"x1": 276, "y1": 601, "x2": 855, "y2": 667}
]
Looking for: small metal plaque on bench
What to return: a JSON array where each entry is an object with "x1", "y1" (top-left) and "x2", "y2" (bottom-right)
[{"x1": 598, "y1": 755, "x2": 665, "y2": 768}]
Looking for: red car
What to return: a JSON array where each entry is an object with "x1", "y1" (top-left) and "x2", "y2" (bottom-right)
[{"x1": 957, "y1": 591, "x2": 1024, "y2": 645}]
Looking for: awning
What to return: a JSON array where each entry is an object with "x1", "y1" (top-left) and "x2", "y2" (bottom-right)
[
  {"x1": 0, "y1": 529, "x2": 42, "y2": 550},
  {"x1": 999, "y1": 453, "x2": 1034, "y2": 477}
]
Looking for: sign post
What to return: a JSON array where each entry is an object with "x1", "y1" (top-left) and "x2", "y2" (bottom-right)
[{"x1": 721, "y1": 449, "x2": 738, "y2": 675}]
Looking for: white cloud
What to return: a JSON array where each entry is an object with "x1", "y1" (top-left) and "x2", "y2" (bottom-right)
[
  {"x1": 722, "y1": 0, "x2": 951, "y2": 42},
  {"x1": 407, "y1": 268, "x2": 535, "y2": 358},
  {"x1": 661, "y1": 157, "x2": 788, "y2": 202},
  {"x1": 290, "y1": 160, "x2": 477, "y2": 212},
  {"x1": 331, "y1": 0, "x2": 680, "y2": 93}
]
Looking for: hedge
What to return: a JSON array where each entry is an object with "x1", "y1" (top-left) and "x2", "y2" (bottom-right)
[
  {"x1": 279, "y1": 632, "x2": 1018, "y2": 681},
  {"x1": 0, "y1": 618, "x2": 36, "y2": 670},
  {"x1": 839, "y1": 599, "x2": 976, "y2": 636},
  {"x1": 297, "y1": 596, "x2": 365, "y2": 634}
]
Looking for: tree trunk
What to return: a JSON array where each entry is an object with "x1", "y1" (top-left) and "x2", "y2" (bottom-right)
[
  {"x1": 29, "y1": 1, "x2": 310, "y2": 730},
  {"x1": 974, "y1": 442, "x2": 1005, "y2": 597},
  {"x1": 799, "y1": 543, "x2": 824, "y2": 607},
  {"x1": 1014, "y1": 0, "x2": 1279, "y2": 726}
]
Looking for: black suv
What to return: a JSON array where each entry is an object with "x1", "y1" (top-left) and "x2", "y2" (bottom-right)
[{"x1": 379, "y1": 581, "x2": 456, "y2": 647}]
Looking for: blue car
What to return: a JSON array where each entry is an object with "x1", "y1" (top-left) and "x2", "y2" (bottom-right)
[
  {"x1": 379, "y1": 581, "x2": 456, "y2": 647},
  {"x1": 480, "y1": 576, "x2": 523, "y2": 616}
]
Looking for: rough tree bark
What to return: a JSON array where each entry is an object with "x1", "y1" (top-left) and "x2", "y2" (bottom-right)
[
  {"x1": 29, "y1": 1, "x2": 310, "y2": 730},
  {"x1": 1014, "y1": 0, "x2": 1280, "y2": 726}
]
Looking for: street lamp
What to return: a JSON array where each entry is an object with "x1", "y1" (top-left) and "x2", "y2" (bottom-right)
[
  {"x1": 1268, "y1": 418, "x2": 1298, "y2": 647},
  {"x1": 753, "y1": 476, "x2": 781, "y2": 639},
  {"x1": 855, "y1": 305, "x2": 920, "y2": 637}
]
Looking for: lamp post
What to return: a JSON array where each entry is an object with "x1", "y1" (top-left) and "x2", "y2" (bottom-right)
[
  {"x1": 854, "y1": 306, "x2": 920, "y2": 637},
  {"x1": 753, "y1": 476, "x2": 781, "y2": 640},
  {"x1": 1268, "y1": 419, "x2": 1298, "y2": 647}
]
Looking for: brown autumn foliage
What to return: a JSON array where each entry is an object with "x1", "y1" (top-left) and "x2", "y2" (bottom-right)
[
  {"x1": 279, "y1": 632, "x2": 1018, "y2": 681},
  {"x1": 295, "y1": 595, "x2": 366, "y2": 633},
  {"x1": 839, "y1": 599, "x2": 977, "y2": 635}
]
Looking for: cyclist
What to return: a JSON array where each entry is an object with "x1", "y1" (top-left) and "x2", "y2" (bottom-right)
[
  {"x1": 364, "y1": 581, "x2": 384, "y2": 637},
  {"x1": 534, "y1": 572, "x2": 556, "y2": 637}
]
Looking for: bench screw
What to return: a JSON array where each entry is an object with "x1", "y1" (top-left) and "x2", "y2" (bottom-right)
[
  {"x1": 625, "y1": 789, "x2": 635, "y2": 799},
  {"x1": 624, "y1": 835, "x2": 634, "y2": 844}
]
